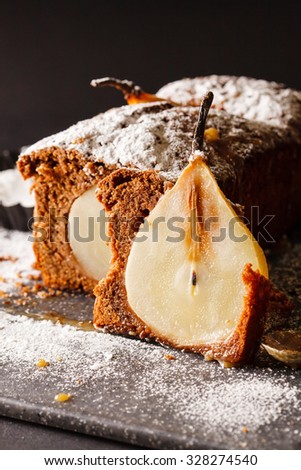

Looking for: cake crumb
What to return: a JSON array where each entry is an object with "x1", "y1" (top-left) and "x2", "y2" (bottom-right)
[
  {"x1": 71, "y1": 137, "x2": 87, "y2": 145},
  {"x1": 55, "y1": 393, "x2": 71, "y2": 402},
  {"x1": 27, "y1": 273, "x2": 42, "y2": 281},
  {"x1": 242, "y1": 426, "x2": 249, "y2": 433},
  {"x1": 164, "y1": 354, "x2": 176, "y2": 361},
  {"x1": 36, "y1": 358, "x2": 49, "y2": 368},
  {"x1": 0, "y1": 255, "x2": 17, "y2": 262}
]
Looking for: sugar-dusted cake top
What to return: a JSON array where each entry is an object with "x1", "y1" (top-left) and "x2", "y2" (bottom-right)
[
  {"x1": 157, "y1": 75, "x2": 301, "y2": 137},
  {"x1": 20, "y1": 100, "x2": 288, "y2": 182}
]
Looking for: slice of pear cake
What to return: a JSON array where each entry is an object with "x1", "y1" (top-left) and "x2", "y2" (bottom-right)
[{"x1": 94, "y1": 93, "x2": 272, "y2": 366}]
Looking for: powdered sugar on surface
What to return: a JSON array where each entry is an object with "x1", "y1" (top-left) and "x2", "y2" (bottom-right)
[
  {"x1": 0, "y1": 308, "x2": 300, "y2": 448},
  {"x1": 0, "y1": 227, "x2": 37, "y2": 283},
  {"x1": 0, "y1": 229, "x2": 301, "y2": 449},
  {"x1": 0, "y1": 169, "x2": 34, "y2": 207}
]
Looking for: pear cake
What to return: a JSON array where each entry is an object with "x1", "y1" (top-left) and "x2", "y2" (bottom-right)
[{"x1": 18, "y1": 76, "x2": 301, "y2": 364}]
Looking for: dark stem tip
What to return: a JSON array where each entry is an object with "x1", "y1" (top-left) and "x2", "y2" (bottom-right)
[
  {"x1": 192, "y1": 91, "x2": 214, "y2": 154},
  {"x1": 90, "y1": 77, "x2": 143, "y2": 98}
]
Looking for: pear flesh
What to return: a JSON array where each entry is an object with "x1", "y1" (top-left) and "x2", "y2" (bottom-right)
[
  {"x1": 68, "y1": 186, "x2": 111, "y2": 281},
  {"x1": 125, "y1": 156, "x2": 268, "y2": 348}
]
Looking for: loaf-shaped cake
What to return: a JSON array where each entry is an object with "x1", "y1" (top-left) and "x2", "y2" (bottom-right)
[{"x1": 18, "y1": 76, "x2": 301, "y2": 365}]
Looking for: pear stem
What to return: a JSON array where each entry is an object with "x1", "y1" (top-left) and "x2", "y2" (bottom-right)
[
  {"x1": 90, "y1": 77, "x2": 143, "y2": 99},
  {"x1": 192, "y1": 91, "x2": 214, "y2": 154}
]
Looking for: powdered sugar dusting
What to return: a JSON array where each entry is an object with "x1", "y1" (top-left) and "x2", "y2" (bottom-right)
[
  {"x1": 20, "y1": 103, "x2": 196, "y2": 181},
  {"x1": 177, "y1": 376, "x2": 298, "y2": 431},
  {"x1": 157, "y1": 75, "x2": 301, "y2": 139},
  {"x1": 0, "y1": 229, "x2": 301, "y2": 449},
  {"x1": 0, "y1": 169, "x2": 34, "y2": 208},
  {"x1": 0, "y1": 227, "x2": 37, "y2": 284},
  {"x1": 19, "y1": 100, "x2": 288, "y2": 184},
  {"x1": 0, "y1": 311, "x2": 117, "y2": 385},
  {"x1": 0, "y1": 309, "x2": 300, "y2": 448}
]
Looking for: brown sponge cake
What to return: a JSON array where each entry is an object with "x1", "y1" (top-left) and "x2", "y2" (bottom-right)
[
  {"x1": 94, "y1": 168, "x2": 172, "y2": 332},
  {"x1": 18, "y1": 147, "x2": 109, "y2": 291}
]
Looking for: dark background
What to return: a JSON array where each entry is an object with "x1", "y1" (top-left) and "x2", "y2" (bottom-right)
[{"x1": 1, "y1": 0, "x2": 301, "y2": 150}]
